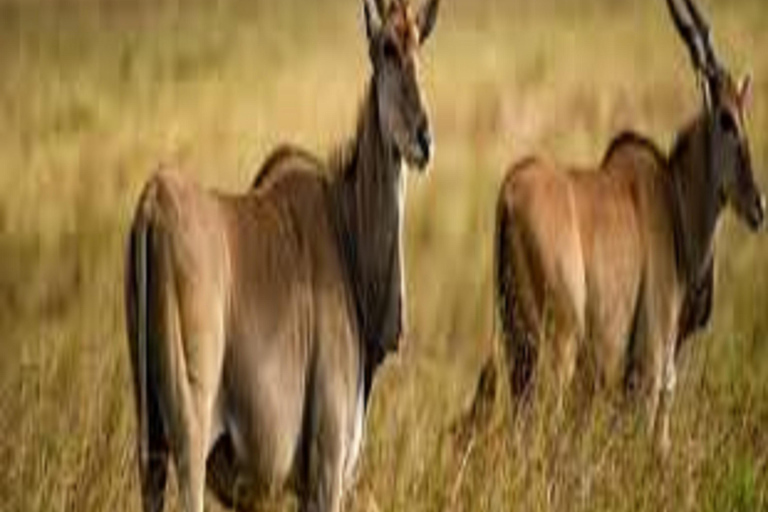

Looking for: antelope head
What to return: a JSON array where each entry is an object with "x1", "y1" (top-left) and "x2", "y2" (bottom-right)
[
  {"x1": 667, "y1": 0, "x2": 765, "y2": 231},
  {"x1": 363, "y1": 0, "x2": 440, "y2": 172}
]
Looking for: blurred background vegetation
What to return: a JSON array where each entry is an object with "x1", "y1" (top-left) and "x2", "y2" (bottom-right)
[{"x1": 0, "y1": 0, "x2": 766, "y2": 510}]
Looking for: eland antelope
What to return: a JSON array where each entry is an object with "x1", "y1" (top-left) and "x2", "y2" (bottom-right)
[
  {"x1": 492, "y1": 0, "x2": 764, "y2": 453},
  {"x1": 124, "y1": 1, "x2": 441, "y2": 511}
]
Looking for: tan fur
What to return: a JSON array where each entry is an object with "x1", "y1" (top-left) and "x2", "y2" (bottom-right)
[
  {"x1": 495, "y1": 123, "x2": 762, "y2": 456},
  {"x1": 125, "y1": 1, "x2": 441, "y2": 511},
  {"x1": 491, "y1": 0, "x2": 764, "y2": 455}
]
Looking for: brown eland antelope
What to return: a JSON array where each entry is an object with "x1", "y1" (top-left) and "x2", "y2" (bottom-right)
[
  {"x1": 124, "y1": 1, "x2": 441, "y2": 511},
  {"x1": 491, "y1": 0, "x2": 764, "y2": 452}
]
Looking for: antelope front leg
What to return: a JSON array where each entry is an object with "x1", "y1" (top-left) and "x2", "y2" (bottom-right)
[
  {"x1": 300, "y1": 391, "x2": 345, "y2": 512},
  {"x1": 300, "y1": 440, "x2": 343, "y2": 512},
  {"x1": 639, "y1": 341, "x2": 663, "y2": 446},
  {"x1": 653, "y1": 344, "x2": 677, "y2": 458}
]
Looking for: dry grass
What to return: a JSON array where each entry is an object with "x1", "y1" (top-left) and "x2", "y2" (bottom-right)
[{"x1": 0, "y1": 0, "x2": 767, "y2": 511}]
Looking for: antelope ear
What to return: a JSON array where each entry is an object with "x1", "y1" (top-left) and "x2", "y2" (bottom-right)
[
  {"x1": 739, "y1": 73, "x2": 753, "y2": 107},
  {"x1": 417, "y1": 0, "x2": 440, "y2": 45},
  {"x1": 363, "y1": 0, "x2": 382, "y2": 44}
]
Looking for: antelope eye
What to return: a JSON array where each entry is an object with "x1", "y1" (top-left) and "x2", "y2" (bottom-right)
[
  {"x1": 719, "y1": 111, "x2": 738, "y2": 134},
  {"x1": 383, "y1": 40, "x2": 399, "y2": 61}
]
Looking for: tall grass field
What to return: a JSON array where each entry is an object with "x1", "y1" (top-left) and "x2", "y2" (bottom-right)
[{"x1": 0, "y1": 0, "x2": 767, "y2": 510}]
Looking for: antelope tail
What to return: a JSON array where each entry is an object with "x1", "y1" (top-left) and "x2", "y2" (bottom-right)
[
  {"x1": 136, "y1": 215, "x2": 150, "y2": 470},
  {"x1": 127, "y1": 195, "x2": 152, "y2": 473}
]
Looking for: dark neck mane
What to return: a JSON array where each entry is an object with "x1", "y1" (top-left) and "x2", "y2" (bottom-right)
[
  {"x1": 328, "y1": 80, "x2": 405, "y2": 403},
  {"x1": 668, "y1": 113, "x2": 720, "y2": 289}
]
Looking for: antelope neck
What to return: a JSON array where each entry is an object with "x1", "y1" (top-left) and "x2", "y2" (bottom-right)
[
  {"x1": 331, "y1": 79, "x2": 405, "y2": 403},
  {"x1": 668, "y1": 114, "x2": 720, "y2": 289}
]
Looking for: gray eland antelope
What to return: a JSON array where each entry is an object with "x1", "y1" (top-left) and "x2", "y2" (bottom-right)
[
  {"x1": 124, "y1": 0, "x2": 441, "y2": 511},
  {"x1": 489, "y1": 0, "x2": 764, "y2": 453}
]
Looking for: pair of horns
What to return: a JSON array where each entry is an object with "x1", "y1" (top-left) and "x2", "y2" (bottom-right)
[{"x1": 666, "y1": 0, "x2": 722, "y2": 79}]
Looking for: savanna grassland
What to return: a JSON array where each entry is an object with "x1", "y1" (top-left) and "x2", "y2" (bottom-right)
[{"x1": 1, "y1": 0, "x2": 767, "y2": 511}]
